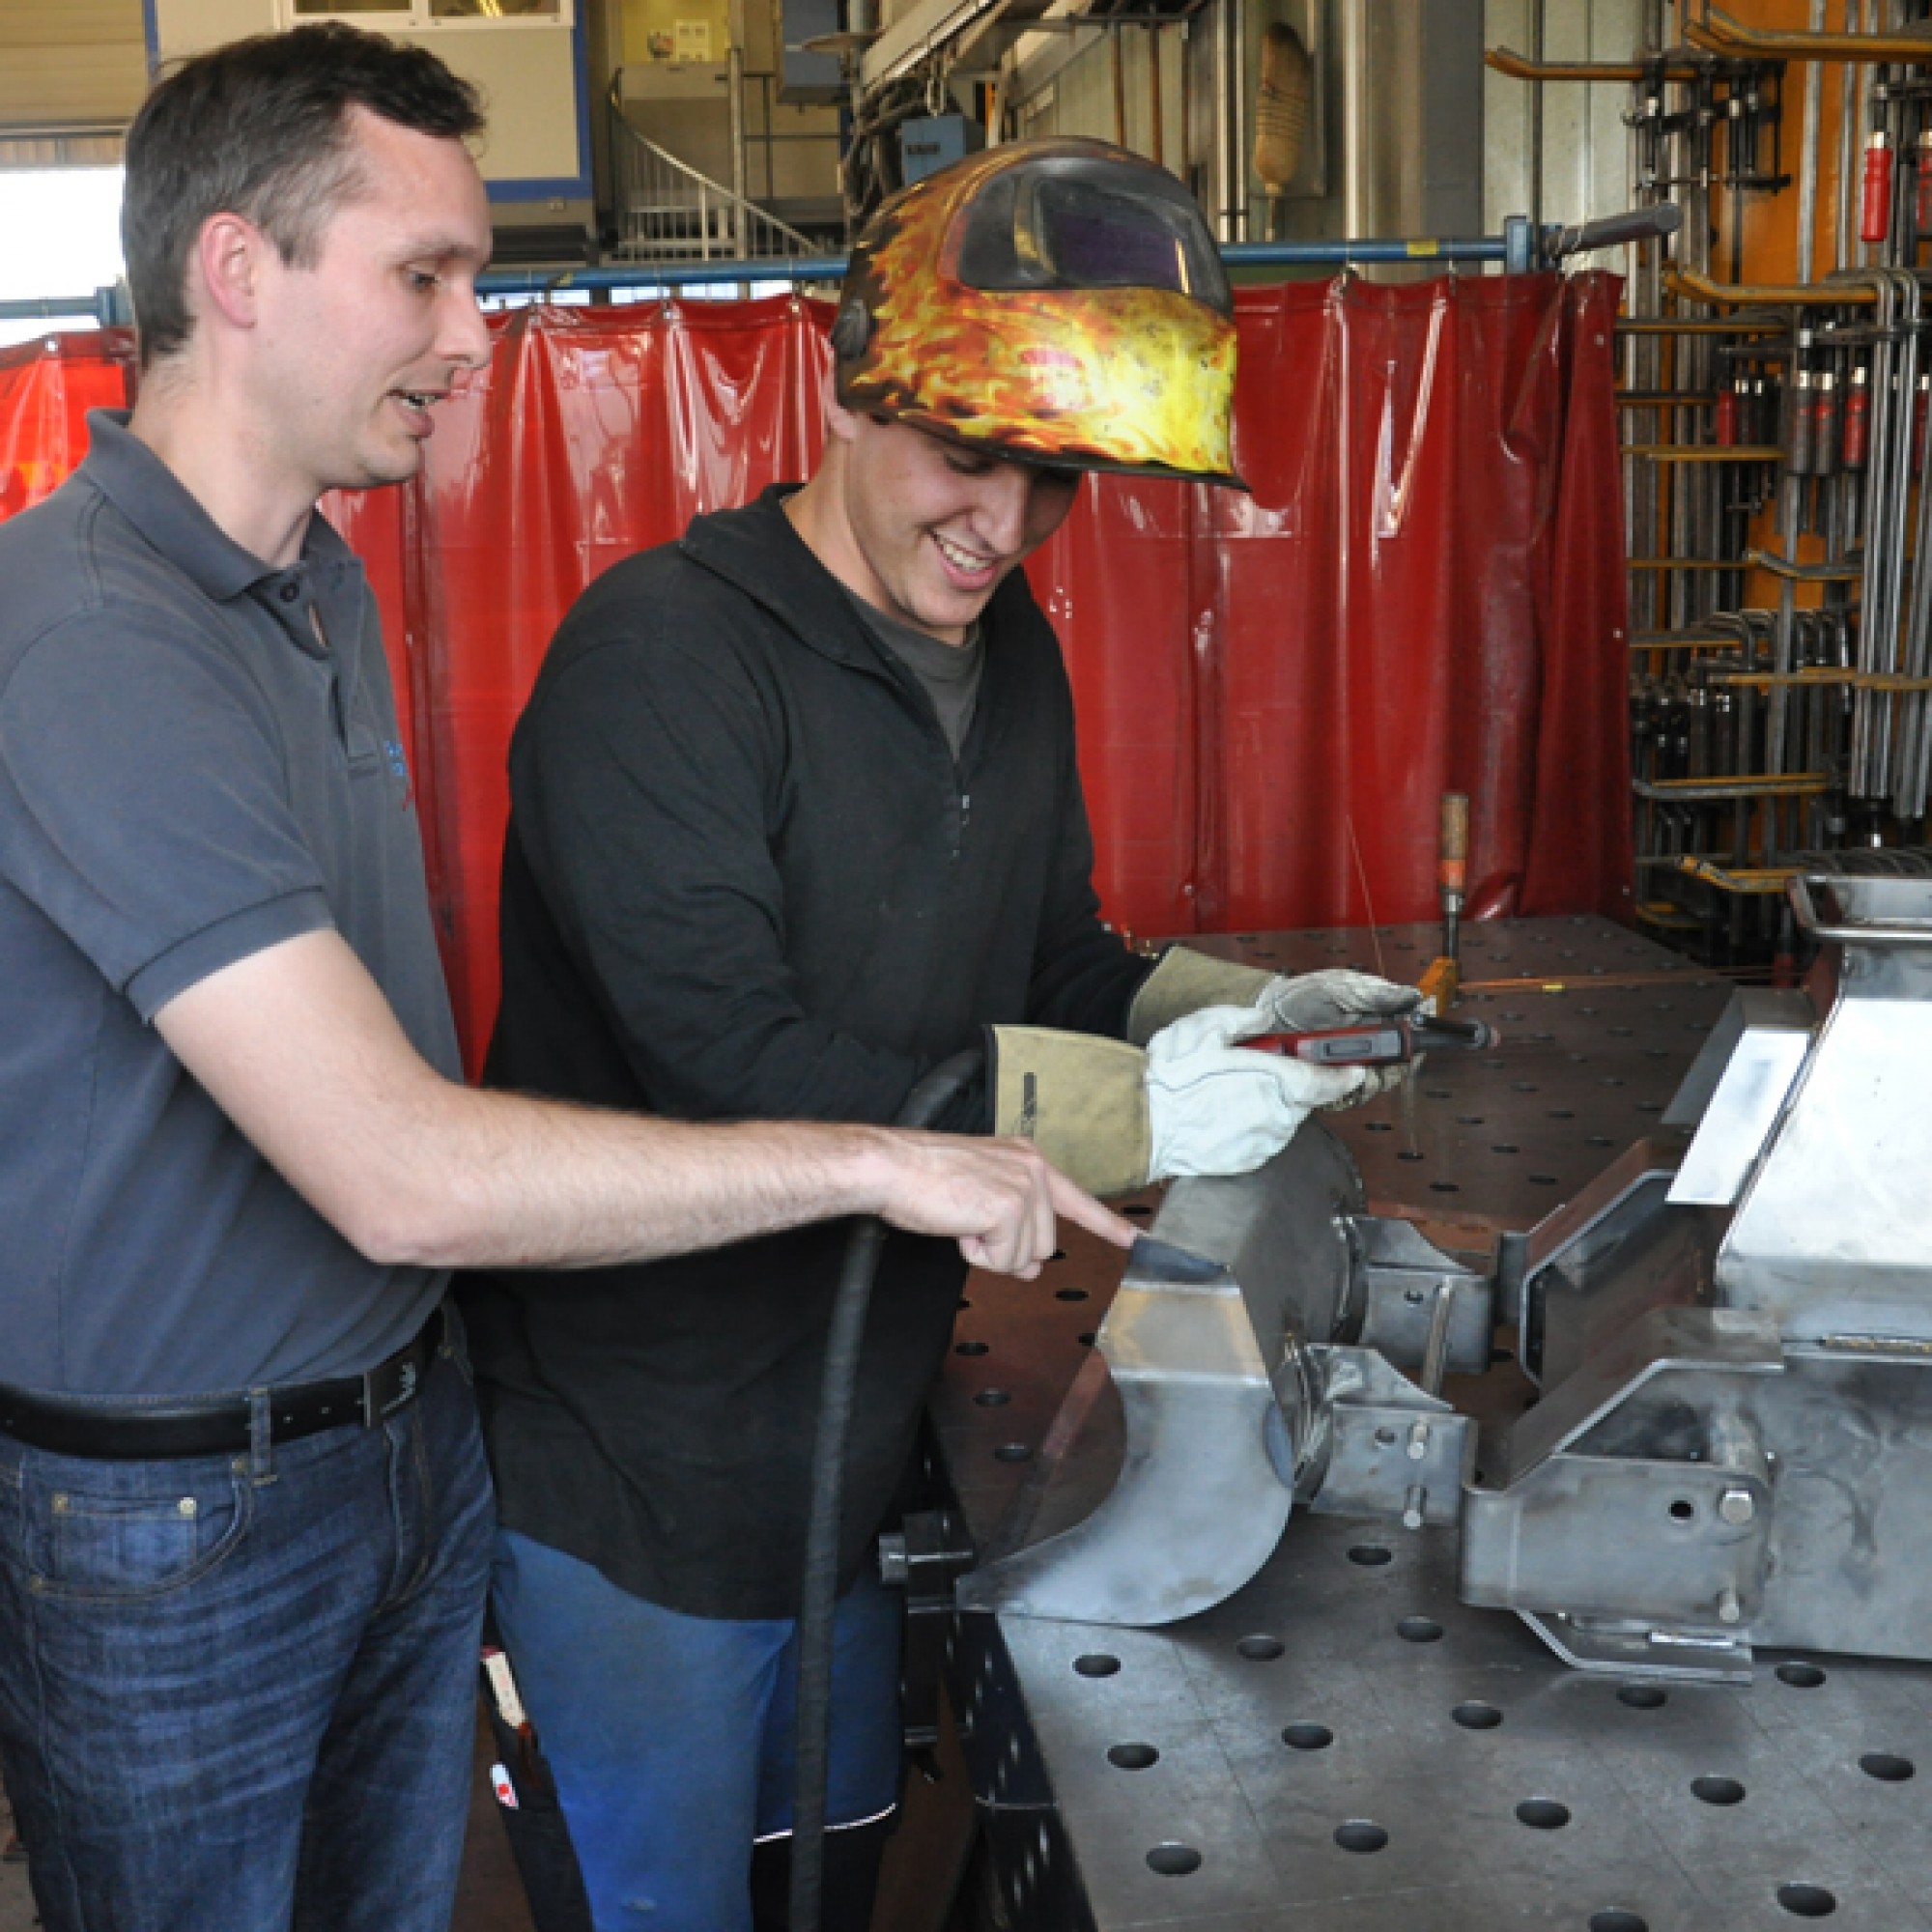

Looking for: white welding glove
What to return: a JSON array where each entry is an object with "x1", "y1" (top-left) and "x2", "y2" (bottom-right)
[
  {"x1": 1254, "y1": 967, "x2": 1422, "y2": 1031},
  {"x1": 1144, "y1": 1002, "x2": 1368, "y2": 1182},
  {"x1": 1248, "y1": 968, "x2": 1424, "y2": 1105}
]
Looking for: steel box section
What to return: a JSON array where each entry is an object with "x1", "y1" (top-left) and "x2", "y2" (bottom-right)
[
  {"x1": 1746, "y1": 1348, "x2": 1932, "y2": 1660},
  {"x1": 1718, "y1": 991, "x2": 1932, "y2": 1340}
]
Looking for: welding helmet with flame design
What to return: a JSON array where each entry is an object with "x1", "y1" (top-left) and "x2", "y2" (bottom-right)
[{"x1": 831, "y1": 138, "x2": 1241, "y2": 486}]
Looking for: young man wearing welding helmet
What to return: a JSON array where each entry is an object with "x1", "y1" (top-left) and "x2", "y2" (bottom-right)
[{"x1": 464, "y1": 139, "x2": 1420, "y2": 1931}]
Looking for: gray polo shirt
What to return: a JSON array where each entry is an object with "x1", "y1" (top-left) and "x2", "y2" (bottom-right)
[{"x1": 0, "y1": 411, "x2": 460, "y2": 1396}]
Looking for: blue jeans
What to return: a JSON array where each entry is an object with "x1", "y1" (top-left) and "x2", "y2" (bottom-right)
[
  {"x1": 492, "y1": 1527, "x2": 903, "y2": 1932},
  {"x1": 0, "y1": 1346, "x2": 494, "y2": 1932}
]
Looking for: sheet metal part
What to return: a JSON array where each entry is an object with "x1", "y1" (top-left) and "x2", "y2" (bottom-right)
[{"x1": 932, "y1": 917, "x2": 1932, "y2": 1931}]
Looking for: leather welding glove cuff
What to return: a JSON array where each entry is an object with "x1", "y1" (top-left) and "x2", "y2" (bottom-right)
[
  {"x1": 1144, "y1": 1004, "x2": 1367, "y2": 1180},
  {"x1": 1125, "y1": 946, "x2": 1276, "y2": 1045},
  {"x1": 1252, "y1": 967, "x2": 1425, "y2": 1106},
  {"x1": 987, "y1": 1026, "x2": 1154, "y2": 1200}
]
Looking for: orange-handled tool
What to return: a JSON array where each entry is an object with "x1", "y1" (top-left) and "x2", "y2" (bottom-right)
[{"x1": 1438, "y1": 792, "x2": 1469, "y2": 968}]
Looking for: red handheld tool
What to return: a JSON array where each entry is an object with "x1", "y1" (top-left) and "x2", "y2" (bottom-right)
[
  {"x1": 1861, "y1": 128, "x2": 1893, "y2": 245},
  {"x1": 1244, "y1": 1013, "x2": 1500, "y2": 1067},
  {"x1": 1843, "y1": 364, "x2": 1870, "y2": 470}
]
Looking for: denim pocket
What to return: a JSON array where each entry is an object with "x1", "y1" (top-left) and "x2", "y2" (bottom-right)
[{"x1": 30, "y1": 1459, "x2": 254, "y2": 1603}]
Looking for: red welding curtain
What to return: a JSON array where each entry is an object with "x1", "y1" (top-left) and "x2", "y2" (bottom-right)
[
  {"x1": 0, "y1": 278, "x2": 1630, "y2": 1070},
  {"x1": 0, "y1": 330, "x2": 135, "y2": 518}
]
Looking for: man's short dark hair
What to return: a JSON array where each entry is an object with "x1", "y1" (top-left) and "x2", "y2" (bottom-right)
[{"x1": 122, "y1": 24, "x2": 486, "y2": 369}]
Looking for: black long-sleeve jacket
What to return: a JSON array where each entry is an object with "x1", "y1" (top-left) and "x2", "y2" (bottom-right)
[{"x1": 463, "y1": 486, "x2": 1151, "y2": 1619}]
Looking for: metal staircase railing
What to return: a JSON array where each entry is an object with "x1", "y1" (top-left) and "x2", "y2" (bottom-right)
[{"x1": 610, "y1": 99, "x2": 818, "y2": 267}]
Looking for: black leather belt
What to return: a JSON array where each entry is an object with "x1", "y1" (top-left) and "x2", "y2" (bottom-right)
[{"x1": 0, "y1": 1306, "x2": 452, "y2": 1462}]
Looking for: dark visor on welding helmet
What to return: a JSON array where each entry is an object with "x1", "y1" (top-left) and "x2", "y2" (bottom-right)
[{"x1": 953, "y1": 158, "x2": 1234, "y2": 314}]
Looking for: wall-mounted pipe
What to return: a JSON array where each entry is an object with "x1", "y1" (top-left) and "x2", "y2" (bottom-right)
[{"x1": 18, "y1": 228, "x2": 1539, "y2": 336}]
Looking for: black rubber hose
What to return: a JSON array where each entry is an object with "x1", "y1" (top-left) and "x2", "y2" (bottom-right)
[{"x1": 789, "y1": 1049, "x2": 985, "y2": 1932}]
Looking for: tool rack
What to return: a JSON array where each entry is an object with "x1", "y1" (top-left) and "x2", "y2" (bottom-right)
[{"x1": 1493, "y1": 4, "x2": 1932, "y2": 967}]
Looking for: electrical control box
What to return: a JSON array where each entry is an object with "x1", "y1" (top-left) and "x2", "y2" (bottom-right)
[{"x1": 897, "y1": 114, "x2": 983, "y2": 185}]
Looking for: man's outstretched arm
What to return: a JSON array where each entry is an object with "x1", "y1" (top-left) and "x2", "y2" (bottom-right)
[{"x1": 156, "y1": 928, "x2": 1129, "y2": 1278}]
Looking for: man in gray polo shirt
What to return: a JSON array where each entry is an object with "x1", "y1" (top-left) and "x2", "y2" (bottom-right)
[{"x1": 0, "y1": 27, "x2": 1124, "y2": 1932}]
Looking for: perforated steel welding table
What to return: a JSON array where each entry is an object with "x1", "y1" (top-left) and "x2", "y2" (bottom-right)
[{"x1": 930, "y1": 917, "x2": 1932, "y2": 1932}]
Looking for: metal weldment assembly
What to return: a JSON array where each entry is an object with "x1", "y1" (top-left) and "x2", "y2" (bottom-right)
[{"x1": 932, "y1": 907, "x2": 1932, "y2": 1929}]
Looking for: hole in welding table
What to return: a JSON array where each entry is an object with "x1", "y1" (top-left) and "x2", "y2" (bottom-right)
[
  {"x1": 1457, "y1": 1115, "x2": 1486, "y2": 1125},
  {"x1": 1776, "y1": 1662, "x2": 1828, "y2": 1690},
  {"x1": 1589, "y1": 1913, "x2": 1649, "y2": 1932},
  {"x1": 1430, "y1": 1182, "x2": 1461, "y2": 1193},
  {"x1": 1396, "y1": 1618, "x2": 1444, "y2": 1644},
  {"x1": 1282, "y1": 1723, "x2": 1334, "y2": 1750},
  {"x1": 1072, "y1": 1654, "x2": 1121, "y2": 1678},
  {"x1": 1669, "y1": 1499, "x2": 1696, "y2": 1522},
  {"x1": 1333, "y1": 1820, "x2": 1388, "y2": 1853},
  {"x1": 1512, "y1": 1082, "x2": 1540, "y2": 1094},
  {"x1": 1236, "y1": 1635, "x2": 1285, "y2": 1662},
  {"x1": 1636, "y1": 1103, "x2": 1663, "y2": 1115},
  {"x1": 1515, "y1": 1799, "x2": 1570, "y2": 1830},
  {"x1": 1054, "y1": 1288, "x2": 1088, "y2": 1302},
  {"x1": 1617, "y1": 1685, "x2": 1668, "y2": 1710},
  {"x1": 1364, "y1": 1122, "x2": 1392, "y2": 1132},
  {"x1": 1145, "y1": 1843, "x2": 1201, "y2": 1877},
  {"x1": 1397, "y1": 1151, "x2": 1424, "y2": 1164},
  {"x1": 994, "y1": 1443, "x2": 1033, "y2": 1463},
  {"x1": 1609, "y1": 1026, "x2": 1634, "y2": 1037},
  {"x1": 1108, "y1": 1743, "x2": 1159, "y2": 1770},
  {"x1": 1349, "y1": 1546, "x2": 1393, "y2": 1567},
  {"x1": 1588, "y1": 1135, "x2": 1616, "y2": 1148},
  {"x1": 1452, "y1": 1702, "x2": 1503, "y2": 1730},
  {"x1": 954, "y1": 1341, "x2": 989, "y2": 1356},
  {"x1": 1775, "y1": 1883, "x2": 1838, "y2": 1918},
  {"x1": 1692, "y1": 1776, "x2": 1746, "y2": 1805},
  {"x1": 1492, "y1": 1144, "x2": 1520, "y2": 1154},
  {"x1": 974, "y1": 1389, "x2": 1010, "y2": 1407},
  {"x1": 1860, "y1": 1753, "x2": 1916, "y2": 1782},
  {"x1": 1548, "y1": 1108, "x2": 1576, "y2": 1120},
  {"x1": 1528, "y1": 1174, "x2": 1559, "y2": 1186}
]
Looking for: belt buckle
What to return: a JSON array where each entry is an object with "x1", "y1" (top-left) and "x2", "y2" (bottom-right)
[{"x1": 361, "y1": 1347, "x2": 422, "y2": 1425}]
